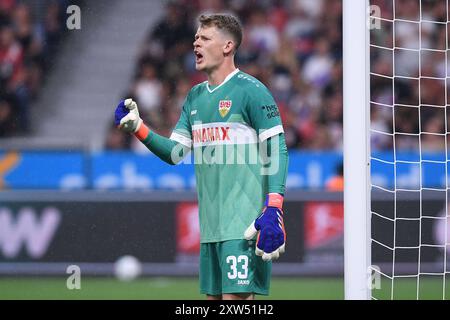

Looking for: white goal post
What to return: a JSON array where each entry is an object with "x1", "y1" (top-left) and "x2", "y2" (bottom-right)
[
  {"x1": 343, "y1": 0, "x2": 372, "y2": 300},
  {"x1": 344, "y1": 0, "x2": 450, "y2": 300}
]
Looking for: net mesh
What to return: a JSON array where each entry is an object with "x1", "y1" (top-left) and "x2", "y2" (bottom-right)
[{"x1": 369, "y1": 0, "x2": 450, "y2": 299}]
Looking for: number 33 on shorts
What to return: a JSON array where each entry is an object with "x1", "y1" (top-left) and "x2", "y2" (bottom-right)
[{"x1": 226, "y1": 255, "x2": 248, "y2": 280}]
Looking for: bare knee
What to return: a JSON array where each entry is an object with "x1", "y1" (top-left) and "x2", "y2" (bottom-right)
[{"x1": 222, "y1": 293, "x2": 254, "y2": 300}]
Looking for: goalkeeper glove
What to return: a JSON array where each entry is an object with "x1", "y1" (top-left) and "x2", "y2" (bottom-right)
[
  {"x1": 115, "y1": 98, "x2": 143, "y2": 133},
  {"x1": 244, "y1": 193, "x2": 286, "y2": 261},
  {"x1": 115, "y1": 98, "x2": 150, "y2": 140}
]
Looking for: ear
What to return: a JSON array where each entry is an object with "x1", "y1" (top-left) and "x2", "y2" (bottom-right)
[{"x1": 223, "y1": 40, "x2": 235, "y2": 55}]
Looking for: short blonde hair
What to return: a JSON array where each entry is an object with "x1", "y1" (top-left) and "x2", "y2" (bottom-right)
[{"x1": 198, "y1": 14, "x2": 243, "y2": 51}]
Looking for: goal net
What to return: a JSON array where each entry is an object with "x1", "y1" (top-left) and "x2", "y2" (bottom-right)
[
  {"x1": 369, "y1": 0, "x2": 449, "y2": 300},
  {"x1": 344, "y1": 0, "x2": 449, "y2": 299}
]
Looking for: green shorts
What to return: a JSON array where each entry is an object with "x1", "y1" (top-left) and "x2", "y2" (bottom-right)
[{"x1": 199, "y1": 239, "x2": 271, "y2": 296}]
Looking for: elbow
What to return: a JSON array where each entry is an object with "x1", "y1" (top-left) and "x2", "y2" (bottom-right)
[
  {"x1": 167, "y1": 145, "x2": 189, "y2": 165},
  {"x1": 165, "y1": 155, "x2": 184, "y2": 165},
  {"x1": 163, "y1": 157, "x2": 178, "y2": 165}
]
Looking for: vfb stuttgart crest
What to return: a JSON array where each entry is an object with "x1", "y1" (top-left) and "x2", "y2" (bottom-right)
[{"x1": 218, "y1": 100, "x2": 232, "y2": 117}]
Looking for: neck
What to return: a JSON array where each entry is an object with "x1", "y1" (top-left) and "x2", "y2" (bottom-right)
[{"x1": 207, "y1": 60, "x2": 236, "y2": 86}]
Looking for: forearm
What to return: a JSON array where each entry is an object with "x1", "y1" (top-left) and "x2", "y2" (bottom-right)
[
  {"x1": 246, "y1": 134, "x2": 288, "y2": 261},
  {"x1": 135, "y1": 124, "x2": 190, "y2": 165},
  {"x1": 266, "y1": 134, "x2": 288, "y2": 195}
]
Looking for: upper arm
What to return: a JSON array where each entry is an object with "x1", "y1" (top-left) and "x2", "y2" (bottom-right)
[
  {"x1": 245, "y1": 86, "x2": 284, "y2": 142},
  {"x1": 170, "y1": 95, "x2": 192, "y2": 149}
]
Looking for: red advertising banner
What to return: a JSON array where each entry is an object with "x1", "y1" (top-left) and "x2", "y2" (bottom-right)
[
  {"x1": 176, "y1": 203, "x2": 200, "y2": 254},
  {"x1": 304, "y1": 202, "x2": 344, "y2": 249}
]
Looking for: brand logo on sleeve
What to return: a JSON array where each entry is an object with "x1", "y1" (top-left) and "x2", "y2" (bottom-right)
[
  {"x1": 218, "y1": 100, "x2": 232, "y2": 117},
  {"x1": 262, "y1": 105, "x2": 280, "y2": 119}
]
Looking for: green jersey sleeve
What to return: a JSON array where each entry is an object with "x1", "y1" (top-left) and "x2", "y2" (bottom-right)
[
  {"x1": 170, "y1": 95, "x2": 192, "y2": 148},
  {"x1": 245, "y1": 85, "x2": 284, "y2": 142},
  {"x1": 266, "y1": 134, "x2": 288, "y2": 194}
]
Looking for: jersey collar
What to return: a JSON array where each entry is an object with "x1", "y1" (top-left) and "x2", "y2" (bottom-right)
[{"x1": 206, "y1": 68, "x2": 240, "y2": 93}]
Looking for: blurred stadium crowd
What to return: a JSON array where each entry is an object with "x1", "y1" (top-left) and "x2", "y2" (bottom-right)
[
  {"x1": 105, "y1": 0, "x2": 449, "y2": 153},
  {"x1": 0, "y1": 0, "x2": 77, "y2": 137},
  {"x1": 2, "y1": 0, "x2": 446, "y2": 154},
  {"x1": 105, "y1": 0, "x2": 344, "y2": 151},
  {"x1": 371, "y1": 0, "x2": 448, "y2": 152}
]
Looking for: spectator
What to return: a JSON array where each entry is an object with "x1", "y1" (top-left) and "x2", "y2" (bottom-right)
[
  {"x1": 421, "y1": 115, "x2": 445, "y2": 152},
  {"x1": 246, "y1": 8, "x2": 279, "y2": 56},
  {"x1": 302, "y1": 37, "x2": 334, "y2": 89},
  {"x1": 134, "y1": 62, "x2": 163, "y2": 115},
  {"x1": 0, "y1": 99, "x2": 15, "y2": 136}
]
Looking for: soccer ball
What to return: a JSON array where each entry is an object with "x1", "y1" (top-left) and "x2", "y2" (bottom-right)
[{"x1": 113, "y1": 255, "x2": 142, "y2": 281}]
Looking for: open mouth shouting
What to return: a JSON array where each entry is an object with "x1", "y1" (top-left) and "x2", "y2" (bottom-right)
[{"x1": 195, "y1": 50, "x2": 204, "y2": 64}]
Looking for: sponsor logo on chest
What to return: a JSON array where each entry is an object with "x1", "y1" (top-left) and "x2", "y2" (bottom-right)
[
  {"x1": 218, "y1": 100, "x2": 232, "y2": 117},
  {"x1": 192, "y1": 126, "x2": 230, "y2": 144},
  {"x1": 191, "y1": 122, "x2": 258, "y2": 147}
]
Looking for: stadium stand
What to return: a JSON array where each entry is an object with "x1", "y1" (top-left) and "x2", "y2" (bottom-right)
[
  {"x1": 2, "y1": 0, "x2": 444, "y2": 153},
  {"x1": 106, "y1": 0, "x2": 344, "y2": 151},
  {"x1": 0, "y1": 0, "x2": 79, "y2": 137}
]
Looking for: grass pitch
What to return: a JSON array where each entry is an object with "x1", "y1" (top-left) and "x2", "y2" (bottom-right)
[
  {"x1": 0, "y1": 277, "x2": 342, "y2": 300},
  {"x1": 0, "y1": 276, "x2": 447, "y2": 300}
]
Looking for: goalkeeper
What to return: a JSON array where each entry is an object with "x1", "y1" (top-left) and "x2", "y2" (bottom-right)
[{"x1": 115, "y1": 14, "x2": 288, "y2": 300}]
